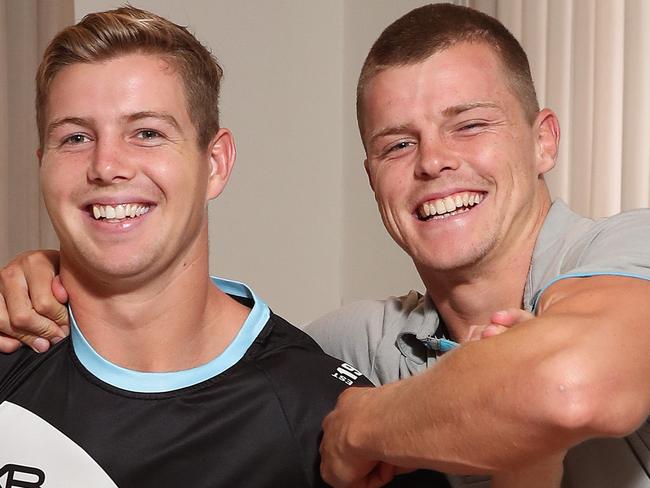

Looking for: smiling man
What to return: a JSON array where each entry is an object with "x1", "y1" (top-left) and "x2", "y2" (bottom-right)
[
  {"x1": 0, "y1": 7, "x2": 382, "y2": 487},
  {"x1": 307, "y1": 4, "x2": 650, "y2": 488},
  {"x1": 1, "y1": 4, "x2": 650, "y2": 488}
]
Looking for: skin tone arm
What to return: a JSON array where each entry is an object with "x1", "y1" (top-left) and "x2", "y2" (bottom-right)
[
  {"x1": 0, "y1": 250, "x2": 68, "y2": 353},
  {"x1": 319, "y1": 275, "x2": 650, "y2": 486}
]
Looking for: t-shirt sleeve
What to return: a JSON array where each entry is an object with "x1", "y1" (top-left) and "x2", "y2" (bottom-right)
[
  {"x1": 531, "y1": 208, "x2": 650, "y2": 308},
  {"x1": 304, "y1": 300, "x2": 387, "y2": 383}
]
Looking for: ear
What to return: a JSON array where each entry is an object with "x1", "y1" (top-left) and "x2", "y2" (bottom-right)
[
  {"x1": 364, "y1": 158, "x2": 375, "y2": 192},
  {"x1": 533, "y1": 108, "x2": 560, "y2": 176},
  {"x1": 36, "y1": 148, "x2": 43, "y2": 165},
  {"x1": 205, "y1": 128, "x2": 236, "y2": 201}
]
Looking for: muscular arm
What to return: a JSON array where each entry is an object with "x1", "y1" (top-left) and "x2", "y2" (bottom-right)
[{"x1": 320, "y1": 276, "x2": 650, "y2": 485}]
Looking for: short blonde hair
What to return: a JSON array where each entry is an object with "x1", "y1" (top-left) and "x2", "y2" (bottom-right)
[{"x1": 36, "y1": 6, "x2": 223, "y2": 150}]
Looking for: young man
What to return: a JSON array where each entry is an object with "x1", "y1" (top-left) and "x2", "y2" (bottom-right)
[
  {"x1": 0, "y1": 7, "x2": 385, "y2": 487},
  {"x1": 2, "y1": 4, "x2": 649, "y2": 488},
  {"x1": 309, "y1": 4, "x2": 650, "y2": 488}
]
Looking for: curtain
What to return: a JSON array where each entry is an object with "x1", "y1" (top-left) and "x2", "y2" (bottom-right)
[
  {"x1": 468, "y1": 0, "x2": 650, "y2": 218},
  {"x1": 0, "y1": 0, "x2": 73, "y2": 265}
]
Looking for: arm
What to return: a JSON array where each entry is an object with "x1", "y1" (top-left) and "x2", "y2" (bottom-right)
[
  {"x1": 320, "y1": 276, "x2": 650, "y2": 485},
  {"x1": 0, "y1": 250, "x2": 68, "y2": 353}
]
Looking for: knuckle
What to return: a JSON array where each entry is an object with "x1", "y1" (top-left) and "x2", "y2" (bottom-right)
[
  {"x1": 31, "y1": 296, "x2": 56, "y2": 316},
  {"x1": 10, "y1": 309, "x2": 32, "y2": 328}
]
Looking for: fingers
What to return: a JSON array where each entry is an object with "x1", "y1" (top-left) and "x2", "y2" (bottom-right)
[
  {"x1": 466, "y1": 324, "x2": 509, "y2": 342},
  {"x1": 490, "y1": 308, "x2": 535, "y2": 327},
  {"x1": 0, "y1": 250, "x2": 68, "y2": 351}
]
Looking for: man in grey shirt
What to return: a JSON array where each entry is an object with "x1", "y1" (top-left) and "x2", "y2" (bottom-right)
[{"x1": 1, "y1": 4, "x2": 649, "y2": 488}]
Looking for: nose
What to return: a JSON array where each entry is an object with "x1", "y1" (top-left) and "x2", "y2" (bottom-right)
[
  {"x1": 87, "y1": 137, "x2": 136, "y2": 184},
  {"x1": 414, "y1": 138, "x2": 460, "y2": 179}
]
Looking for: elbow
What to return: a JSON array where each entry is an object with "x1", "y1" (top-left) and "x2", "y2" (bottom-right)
[{"x1": 535, "y1": 353, "x2": 647, "y2": 441}]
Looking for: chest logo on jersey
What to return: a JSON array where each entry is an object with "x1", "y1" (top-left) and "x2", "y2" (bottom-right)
[
  {"x1": 0, "y1": 463, "x2": 45, "y2": 488},
  {"x1": 331, "y1": 362, "x2": 362, "y2": 386}
]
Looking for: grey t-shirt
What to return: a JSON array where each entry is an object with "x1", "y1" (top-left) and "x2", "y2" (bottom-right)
[{"x1": 306, "y1": 200, "x2": 650, "y2": 488}]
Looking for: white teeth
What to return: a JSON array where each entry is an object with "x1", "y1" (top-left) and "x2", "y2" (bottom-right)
[
  {"x1": 91, "y1": 203, "x2": 151, "y2": 221},
  {"x1": 443, "y1": 196, "x2": 456, "y2": 212},
  {"x1": 418, "y1": 191, "x2": 484, "y2": 220}
]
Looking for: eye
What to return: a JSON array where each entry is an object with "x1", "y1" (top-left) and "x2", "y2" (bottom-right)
[
  {"x1": 459, "y1": 121, "x2": 488, "y2": 131},
  {"x1": 62, "y1": 133, "x2": 91, "y2": 145},
  {"x1": 389, "y1": 140, "x2": 415, "y2": 152},
  {"x1": 136, "y1": 129, "x2": 162, "y2": 140}
]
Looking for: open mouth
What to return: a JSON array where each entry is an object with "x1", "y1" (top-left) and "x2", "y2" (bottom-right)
[
  {"x1": 89, "y1": 203, "x2": 152, "y2": 223},
  {"x1": 417, "y1": 191, "x2": 484, "y2": 221}
]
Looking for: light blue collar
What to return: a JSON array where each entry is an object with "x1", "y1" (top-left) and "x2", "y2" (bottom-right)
[{"x1": 70, "y1": 276, "x2": 270, "y2": 393}]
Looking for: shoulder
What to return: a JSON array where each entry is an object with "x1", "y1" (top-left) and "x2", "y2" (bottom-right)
[
  {"x1": 304, "y1": 291, "x2": 427, "y2": 383},
  {"x1": 250, "y1": 313, "x2": 372, "y2": 397},
  {"x1": 528, "y1": 202, "x2": 650, "y2": 307}
]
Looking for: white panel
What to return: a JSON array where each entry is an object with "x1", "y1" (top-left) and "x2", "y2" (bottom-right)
[{"x1": 0, "y1": 402, "x2": 118, "y2": 487}]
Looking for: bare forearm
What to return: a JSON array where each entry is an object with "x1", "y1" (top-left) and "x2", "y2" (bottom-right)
[{"x1": 344, "y1": 277, "x2": 650, "y2": 473}]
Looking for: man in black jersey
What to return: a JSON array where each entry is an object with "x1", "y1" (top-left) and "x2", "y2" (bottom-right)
[{"x1": 0, "y1": 7, "x2": 448, "y2": 487}]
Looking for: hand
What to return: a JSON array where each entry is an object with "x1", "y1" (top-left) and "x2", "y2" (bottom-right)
[
  {"x1": 0, "y1": 250, "x2": 68, "y2": 353},
  {"x1": 320, "y1": 387, "x2": 405, "y2": 487},
  {"x1": 466, "y1": 308, "x2": 535, "y2": 342}
]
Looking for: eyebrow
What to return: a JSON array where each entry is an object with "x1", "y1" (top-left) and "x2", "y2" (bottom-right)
[
  {"x1": 441, "y1": 101, "x2": 502, "y2": 117},
  {"x1": 367, "y1": 102, "x2": 504, "y2": 145},
  {"x1": 45, "y1": 111, "x2": 183, "y2": 139},
  {"x1": 125, "y1": 111, "x2": 182, "y2": 132},
  {"x1": 367, "y1": 124, "x2": 417, "y2": 145},
  {"x1": 46, "y1": 117, "x2": 91, "y2": 139}
]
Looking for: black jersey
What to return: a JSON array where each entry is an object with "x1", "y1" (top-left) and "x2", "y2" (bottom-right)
[{"x1": 0, "y1": 277, "x2": 448, "y2": 488}]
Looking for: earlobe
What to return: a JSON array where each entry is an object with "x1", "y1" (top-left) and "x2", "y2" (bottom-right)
[
  {"x1": 364, "y1": 159, "x2": 375, "y2": 192},
  {"x1": 535, "y1": 109, "x2": 560, "y2": 175},
  {"x1": 206, "y1": 128, "x2": 236, "y2": 200}
]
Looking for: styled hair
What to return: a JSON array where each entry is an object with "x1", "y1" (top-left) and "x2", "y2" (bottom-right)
[
  {"x1": 357, "y1": 3, "x2": 539, "y2": 133},
  {"x1": 36, "y1": 5, "x2": 223, "y2": 150}
]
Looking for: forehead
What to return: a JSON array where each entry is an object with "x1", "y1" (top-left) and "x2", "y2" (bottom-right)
[
  {"x1": 46, "y1": 53, "x2": 190, "y2": 123},
  {"x1": 360, "y1": 43, "x2": 518, "y2": 136}
]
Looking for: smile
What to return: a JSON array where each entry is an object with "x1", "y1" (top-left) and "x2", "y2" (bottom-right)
[
  {"x1": 417, "y1": 191, "x2": 483, "y2": 221},
  {"x1": 91, "y1": 203, "x2": 151, "y2": 221}
]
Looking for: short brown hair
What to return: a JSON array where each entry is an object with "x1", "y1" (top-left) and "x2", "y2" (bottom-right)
[
  {"x1": 36, "y1": 5, "x2": 223, "y2": 150},
  {"x1": 357, "y1": 3, "x2": 539, "y2": 133}
]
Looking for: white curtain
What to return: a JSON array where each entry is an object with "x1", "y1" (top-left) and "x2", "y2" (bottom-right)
[
  {"x1": 0, "y1": 0, "x2": 72, "y2": 265},
  {"x1": 469, "y1": 0, "x2": 650, "y2": 218}
]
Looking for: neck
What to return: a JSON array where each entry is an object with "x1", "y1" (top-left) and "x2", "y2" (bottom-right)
[
  {"x1": 419, "y1": 198, "x2": 551, "y2": 342},
  {"x1": 60, "y1": 232, "x2": 249, "y2": 372}
]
